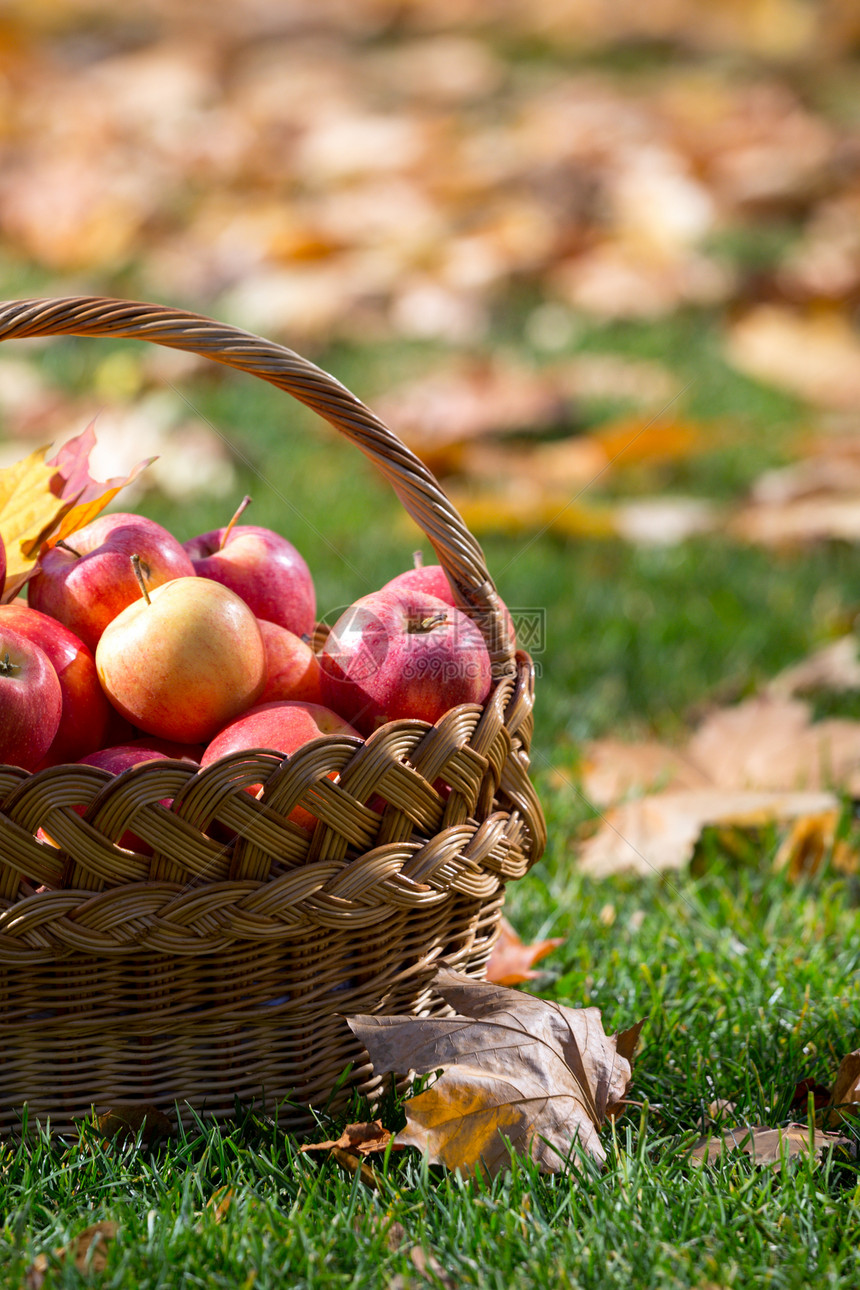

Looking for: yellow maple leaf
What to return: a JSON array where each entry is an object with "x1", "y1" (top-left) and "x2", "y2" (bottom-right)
[{"x1": 0, "y1": 444, "x2": 76, "y2": 601}]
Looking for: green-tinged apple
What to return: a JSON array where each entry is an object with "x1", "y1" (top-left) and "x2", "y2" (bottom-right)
[
  {"x1": 0, "y1": 603, "x2": 112, "y2": 765},
  {"x1": 382, "y1": 555, "x2": 516, "y2": 648},
  {"x1": 257, "y1": 618, "x2": 323, "y2": 705},
  {"x1": 96, "y1": 564, "x2": 266, "y2": 744},
  {"x1": 320, "y1": 588, "x2": 492, "y2": 736},
  {"x1": 28, "y1": 512, "x2": 195, "y2": 652},
  {"x1": 201, "y1": 700, "x2": 360, "y2": 830},
  {"x1": 184, "y1": 497, "x2": 315, "y2": 637},
  {"x1": 0, "y1": 625, "x2": 63, "y2": 770}
]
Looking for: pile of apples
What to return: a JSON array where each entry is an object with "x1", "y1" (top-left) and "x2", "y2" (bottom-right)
[{"x1": 0, "y1": 500, "x2": 509, "y2": 852}]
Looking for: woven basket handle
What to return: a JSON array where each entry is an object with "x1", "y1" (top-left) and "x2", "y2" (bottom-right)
[{"x1": 0, "y1": 296, "x2": 516, "y2": 675}]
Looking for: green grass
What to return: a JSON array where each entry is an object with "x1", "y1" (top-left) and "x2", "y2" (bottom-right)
[
  {"x1": 1, "y1": 861, "x2": 858, "y2": 1287},
  {"x1": 1, "y1": 311, "x2": 860, "y2": 1286}
]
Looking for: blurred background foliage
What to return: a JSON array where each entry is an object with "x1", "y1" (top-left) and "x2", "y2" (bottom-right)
[{"x1": 2, "y1": 0, "x2": 860, "y2": 762}]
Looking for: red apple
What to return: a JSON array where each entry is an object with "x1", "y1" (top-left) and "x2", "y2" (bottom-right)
[
  {"x1": 202, "y1": 700, "x2": 360, "y2": 830},
  {"x1": 96, "y1": 572, "x2": 267, "y2": 744},
  {"x1": 0, "y1": 603, "x2": 112, "y2": 765},
  {"x1": 0, "y1": 625, "x2": 63, "y2": 770},
  {"x1": 80, "y1": 738, "x2": 204, "y2": 773},
  {"x1": 28, "y1": 512, "x2": 195, "y2": 652},
  {"x1": 184, "y1": 510, "x2": 315, "y2": 638},
  {"x1": 257, "y1": 618, "x2": 323, "y2": 705},
  {"x1": 382, "y1": 558, "x2": 516, "y2": 648},
  {"x1": 42, "y1": 739, "x2": 204, "y2": 854},
  {"x1": 319, "y1": 588, "x2": 492, "y2": 736}
]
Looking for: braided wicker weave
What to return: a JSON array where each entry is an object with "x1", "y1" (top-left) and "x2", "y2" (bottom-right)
[{"x1": 0, "y1": 298, "x2": 546, "y2": 1133}]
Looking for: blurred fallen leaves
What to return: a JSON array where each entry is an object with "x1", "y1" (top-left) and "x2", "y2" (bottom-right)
[
  {"x1": 726, "y1": 308, "x2": 860, "y2": 412},
  {"x1": 27, "y1": 1221, "x2": 118, "y2": 1288},
  {"x1": 578, "y1": 693, "x2": 860, "y2": 876},
  {"x1": 0, "y1": 1, "x2": 852, "y2": 353},
  {"x1": 690, "y1": 1123, "x2": 854, "y2": 1169},
  {"x1": 348, "y1": 969, "x2": 639, "y2": 1177}
]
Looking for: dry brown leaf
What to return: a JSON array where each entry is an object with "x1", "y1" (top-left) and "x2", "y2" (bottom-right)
[
  {"x1": 582, "y1": 738, "x2": 710, "y2": 808},
  {"x1": 686, "y1": 696, "x2": 860, "y2": 793},
  {"x1": 726, "y1": 307, "x2": 860, "y2": 410},
  {"x1": 767, "y1": 636, "x2": 860, "y2": 698},
  {"x1": 820, "y1": 1051, "x2": 860, "y2": 1129},
  {"x1": 771, "y1": 811, "x2": 843, "y2": 879},
  {"x1": 348, "y1": 969, "x2": 637, "y2": 1177},
  {"x1": 27, "y1": 1220, "x2": 119, "y2": 1287},
  {"x1": 375, "y1": 359, "x2": 571, "y2": 453},
  {"x1": 330, "y1": 1147, "x2": 383, "y2": 1191},
  {"x1": 690, "y1": 1123, "x2": 854, "y2": 1170},
  {"x1": 300, "y1": 1120, "x2": 395, "y2": 1156},
  {"x1": 207, "y1": 1186, "x2": 234, "y2": 1225},
  {"x1": 579, "y1": 788, "x2": 837, "y2": 878},
  {"x1": 485, "y1": 915, "x2": 563, "y2": 986},
  {"x1": 97, "y1": 1104, "x2": 172, "y2": 1146},
  {"x1": 730, "y1": 496, "x2": 860, "y2": 546}
]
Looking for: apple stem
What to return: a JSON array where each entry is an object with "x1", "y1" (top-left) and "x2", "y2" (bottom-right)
[
  {"x1": 130, "y1": 553, "x2": 151, "y2": 605},
  {"x1": 220, "y1": 494, "x2": 252, "y2": 550},
  {"x1": 408, "y1": 610, "x2": 448, "y2": 634},
  {"x1": 56, "y1": 538, "x2": 82, "y2": 557},
  {"x1": 413, "y1": 549, "x2": 424, "y2": 569},
  {"x1": 0, "y1": 650, "x2": 20, "y2": 677}
]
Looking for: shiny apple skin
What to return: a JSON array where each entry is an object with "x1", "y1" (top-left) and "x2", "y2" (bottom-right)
[
  {"x1": 0, "y1": 625, "x2": 63, "y2": 770},
  {"x1": 319, "y1": 589, "x2": 492, "y2": 736},
  {"x1": 96, "y1": 577, "x2": 267, "y2": 744},
  {"x1": 184, "y1": 523, "x2": 315, "y2": 638},
  {"x1": 257, "y1": 619, "x2": 323, "y2": 705},
  {"x1": 382, "y1": 563, "x2": 516, "y2": 648},
  {"x1": 0, "y1": 603, "x2": 112, "y2": 765},
  {"x1": 202, "y1": 700, "x2": 359, "y2": 831},
  {"x1": 28, "y1": 512, "x2": 195, "y2": 652}
]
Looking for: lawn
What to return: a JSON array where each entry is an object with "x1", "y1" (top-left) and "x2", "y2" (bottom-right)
[{"x1": 1, "y1": 302, "x2": 859, "y2": 1287}]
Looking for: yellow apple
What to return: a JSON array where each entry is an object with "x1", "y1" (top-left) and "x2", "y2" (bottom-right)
[{"x1": 96, "y1": 574, "x2": 266, "y2": 743}]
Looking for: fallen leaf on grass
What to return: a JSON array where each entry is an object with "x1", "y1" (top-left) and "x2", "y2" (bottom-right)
[
  {"x1": 485, "y1": 915, "x2": 563, "y2": 986},
  {"x1": 375, "y1": 358, "x2": 570, "y2": 454},
  {"x1": 581, "y1": 738, "x2": 710, "y2": 809},
  {"x1": 330, "y1": 1148, "x2": 383, "y2": 1191},
  {"x1": 767, "y1": 636, "x2": 860, "y2": 698},
  {"x1": 690, "y1": 1123, "x2": 854, "y2": 1170},
  {"x1": 730, "y1": 496, "x2": 860, "y2": 546},
  {"x1": 726, "y1": 307, "x2": 860, "y2": 410},
  {"x1": 788, "y1": 1078, "x2": 833, "y2": 1115},
  {"x1": 300, "y1": 1119, "x2": 395, "y2": 1156},
  {"x1": 96, "y1": 1104, "x2": 172, "y2": 1146},
  {"x1": 770, "y1": 810, "x2": 858, "y2": 879},
  {"x1": 348, "y1": 969, "x2": 637, "y2": 1178},
  {"x1": 578, "y1": 693, "x2": 860, "y2": 876},
  {"x1": 579, "y1": 788, "x2": 837, "y2": 878},
  {"x1": 820, "y1": 1051, "x2": 860, "y2": 1129},
  {"x1": 206, "y1": 1186, "x2": 234, "y2": 1225},
  {"x1": 686, "y1": 696, "x2": 860, "y2": 793},
  {"x1": 27, "y1": 1221, "x2": 118, "y2": 1288}
]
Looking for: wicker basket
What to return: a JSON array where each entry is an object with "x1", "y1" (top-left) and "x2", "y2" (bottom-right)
[{"x1": 0, "y1": 297, "x2": 546, "y2": 1134}]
